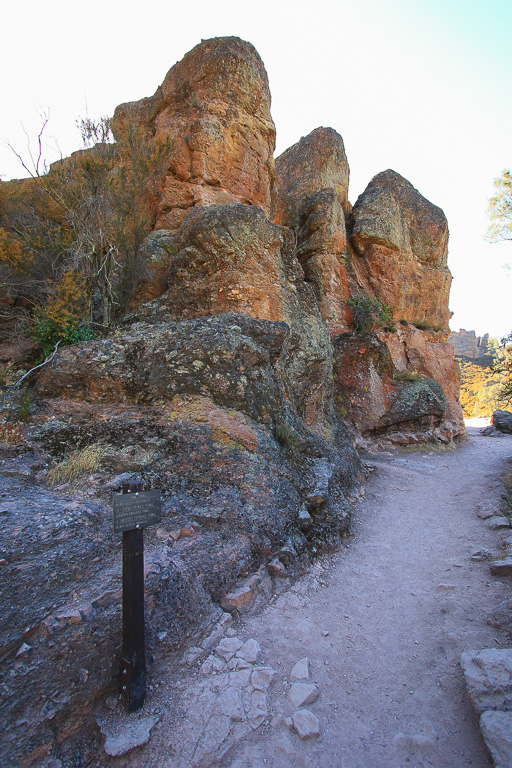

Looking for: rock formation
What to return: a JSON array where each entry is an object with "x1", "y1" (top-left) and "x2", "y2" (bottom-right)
[
  {"x1": 0, "y1": 35, "x2": 466, "y2": 766},
  {"x1": 448, "y1": 329, "x2": 492, "y2": 359},
  {"x1": 111, "y1": 37, "x2": 276, "y2": 231}
]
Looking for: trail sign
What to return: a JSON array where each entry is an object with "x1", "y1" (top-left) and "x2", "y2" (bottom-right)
[
  {"x1": 113, "y1": 489, "x2": 161, "y2": 533},
  {"x1": 114, "y1": 482, "x2": 161, "y2": 712}
]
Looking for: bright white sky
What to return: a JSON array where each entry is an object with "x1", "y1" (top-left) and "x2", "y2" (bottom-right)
[{"x1": 2, "y1": 0, "x2": 511, "y2": 339}]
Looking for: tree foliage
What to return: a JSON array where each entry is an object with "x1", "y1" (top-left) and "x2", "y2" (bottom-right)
[
  {"x1": 0, "y1": 115, "x2": 171, "y2": 348},
  {"x1": 487, "y1": 169, "x2": 512, "y2": 243}
]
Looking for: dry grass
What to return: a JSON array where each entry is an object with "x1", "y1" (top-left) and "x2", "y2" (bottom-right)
[
  {"x1": 46, "y1": 445, "x2": 103, "y2": 487},
  {"x1": 393, "y1": 370, "x2": 423, "y2": 382}
]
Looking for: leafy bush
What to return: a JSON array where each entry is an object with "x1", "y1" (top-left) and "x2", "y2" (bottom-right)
[{"x1": 347, "y1": 295, "x2": 395, "y2": 333}]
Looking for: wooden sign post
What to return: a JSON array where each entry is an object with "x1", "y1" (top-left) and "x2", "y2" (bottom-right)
[{"x1": 113, "y1": 482, "x2": 161, "y2": 712}]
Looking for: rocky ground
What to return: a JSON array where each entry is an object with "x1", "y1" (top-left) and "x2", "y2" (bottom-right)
[{"x1": 39, "y1": 422, "x2": 512, "y2": 768}]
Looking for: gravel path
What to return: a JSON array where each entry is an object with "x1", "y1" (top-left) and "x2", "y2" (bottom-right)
[{"x1": 121, "y1": 427, "x2": 512, "y2": 768}]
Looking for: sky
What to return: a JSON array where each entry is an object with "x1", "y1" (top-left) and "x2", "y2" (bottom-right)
[{"x1": 1, "y1": 0, "x2": 511, "y2": 339}]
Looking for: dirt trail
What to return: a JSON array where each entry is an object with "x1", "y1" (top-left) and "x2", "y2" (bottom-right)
[{"x1": 129, "y1": 427, "x2": 512, "y2": 768}]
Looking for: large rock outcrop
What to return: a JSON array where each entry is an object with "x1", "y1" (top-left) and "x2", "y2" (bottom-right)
[
  {"x1": 272, "y1": 131, "x2": 463, "y2": 439},
  {"x1": 350, "y1": 169, "x2": 452, "y2": 332},
  {"x1": 0, "y1": 36, "x2": 466, "y2": 767},
  {"x1": 112, "y1": 37, "x2": 276, "y2": 231},
  {"x1": 274, "y1": 127, "x2": 351, "y2": 333}
]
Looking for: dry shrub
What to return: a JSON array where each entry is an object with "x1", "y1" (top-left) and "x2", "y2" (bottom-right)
[
  {"x1": 0, "y1": 423, "x2": 25, "y2": 444},
  {"x1": 46, "y1": 445, "x2": 103, "y2": 487}
]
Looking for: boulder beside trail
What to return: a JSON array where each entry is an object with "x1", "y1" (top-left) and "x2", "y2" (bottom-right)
[{"x1": 492, "y1": 410, "x2": 512, "y2": 434}]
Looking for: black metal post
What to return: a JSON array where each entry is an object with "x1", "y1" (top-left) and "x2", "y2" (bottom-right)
[{"x1": 120, "y1": 481, "x2": 146, "y2": 712}]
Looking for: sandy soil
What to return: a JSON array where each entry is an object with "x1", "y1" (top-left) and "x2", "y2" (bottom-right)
[{"x1": 120, "y1": 427, "x2": 512, "y2": 768}]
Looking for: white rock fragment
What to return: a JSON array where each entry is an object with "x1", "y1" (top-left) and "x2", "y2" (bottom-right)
[
  {"x1": 490, "y1": 557, "x2": 512, "y2": 577},
  {"x1": 216, "y1": 637, "x2": 244, "y2": 660},
  {"x1": 227, "y1": 656, "x2": 252, "y2": 671},
  {"x1": 236, "y1": 638, "x2": 262, "y2": 664},
  {"x1": 228, "y1": 669, "x2": 252, "y2": 688},
  {"x1": 480, "y1": 710, "x2": 512, "y2": 768},
  {"x1": 291, "y1": 709, "x2": 320, "y2": 739},
  {"x1": 98, "y1": 715, "x2": 159, "y2": 757},
  {"x1": 246, "y1": 689, "x2": 268, "y2": 730},
  {"x1": 251, "y1": 666, "x2": 278, "y2": 691},
  {"x1": 436, "y1": 583, "x2": 456, "y2": 591},
  {"x1": 288, "y1": 682, "x2": 319, "y2": 708},
  {"x1": 184, "y1": 646, "x2": 203, "y2": 666},
  {"x1": 488, "y1": 516, "x2": 511, "y2": 530},
  {"x1": 290, "y1": 657, "x2": 311, "y2": 682},
  {"x1": 218, "y1": 687, "x2": 245, "y2": 722},
  {"x1": 461, "y1": 648, "x2": 512, "y2": 714}
]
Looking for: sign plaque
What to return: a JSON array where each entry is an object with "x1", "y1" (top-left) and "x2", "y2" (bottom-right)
[{"x1": 113, "y1": 489, "x2": 161, "y2": 533}]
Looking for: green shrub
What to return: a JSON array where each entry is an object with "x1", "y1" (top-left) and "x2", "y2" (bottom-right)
[
  {"x1": 274, "y1": 422, "x2": 300, "y2": 448},
  {"x1": 347, "y1": 295, "x2": 396, "y2": 333},
  {"x1": 30, "y1": 315, "x2": 95, "y2": 358}
]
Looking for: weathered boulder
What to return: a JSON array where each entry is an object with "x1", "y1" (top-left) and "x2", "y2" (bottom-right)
[
  {"x1": 112, "y1": 37, "x2": 276, "y2": 231},
  {"x1": 460, "y1": 648, "x2": 512, "y2": 715},
  {"x1": 332, "y1": 331, "x2": 448, "y2": 435},
  {"x1": 275, "y1": 128, "x2": 351, "y2": 333},
  {"x1": 350, "y1": 170, "x2": 452, "y2": 332},
  {"x1": 492, "y1": 410, "x2": 512, "y2": 434}
]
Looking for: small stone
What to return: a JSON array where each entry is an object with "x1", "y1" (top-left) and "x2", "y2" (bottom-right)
[
  {"x1": 288, "y1": 682, "x2": 319, "y2": 708},
  {"x1": 488, "y1": 516, "x2": 511, "y2": 530},
  {"x1": 16, "y1": 642, "x2": 31, "y2": 657},
  {"x1": 284, "y1": 716, "x2": 294, "y2": 731},
  {"x1": 321, "y1": 630, "x2": 329, "y2": 636},
  {"x1": 156, "y1": 528, "x2": 170, "y2": 540},
  {"x1": 436, "y1": 583, "x2": 456, "y2": 591},
  {"x1": 480, "y1": 710, "x2": 512, "y2": 768},
  {"x1": 221, "y1": 585, "x2": 254, "y2": 612},
  {"x1": 490, "y1": 557, "x2": 512, "y2": 577},
  {"x1": 98, "y1": 714, "x2": 159, "y2": 757},
  {"x1": 55, "y1": 609, "x2": 82, "y2": 624},
  {"x1": 216, "y1": 637, "x2": 244, "y2": 660},
  {"x1": 157, "y1": 631, "x2": 168, "y2": 642},
  {"x1": 471, "y1": 547, "x2": 494, "y2": 561},
  {"x1": 227, "y1": 656, "x2": 252, "y2": 671},
  {"x1": 228, "y1": 668, "x2": 252, "y2": 688},
  {"x1": 251, "y1": 667, "x2": 278, "y2": 691},
  {"x1": 236, "y1": 638, "x2": 262, "y2": 664},
  {"x1": 0, "y1": 559, "x2": 7, "y2": 566},
  {"x1": 291, "y1": 709, "x2": 320, "y2": 739},
  {"x1": 180, "y1": 526, "x2": 195, "y2": 537},
  {"x1": 79, "y1": 602, "x2": 94, "y2": 621},
  {"x1": 477, "y1": 507, "x2": 496, "y2": 520},
  {"x1": 184, "y1": 646, "x2": 203, "y2": 666},
  {"x1": 104, "y1": 695, "x2": 119, "y2": 711},
  {"x1": 267, "y1": 558, "x2": 287, "y2": 578},
  {"x1": 79, "y1": 668, "x2": 89, "y2": 684},
  {"x1": 218, "y1": 687, "x2": 245, "y2": 721},
  {"x1": 290, "y1": 658, "x2": 310, "y2": 682}
]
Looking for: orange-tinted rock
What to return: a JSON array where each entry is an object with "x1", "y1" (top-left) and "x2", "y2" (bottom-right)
[
  {"x1": 383, "y1": 325, "x2": 464, "y2": 433},
  {"x1": 350, "y1": 170, "x2": 452, "y2": 332},
  {"x1": 275, "y1": 128, "x2": 351, "y2": 333},
  {"x1": 112, "y1": 37, "x2": 276, "y2": 231},
  {"x1": 163, "y1": 202, "x2": 334, "y2": 426},
  {"x1": 332, "y1": 331, "x2": 452, "y2": 435}
]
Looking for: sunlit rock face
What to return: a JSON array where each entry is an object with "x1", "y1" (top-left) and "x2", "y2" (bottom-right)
[
  {"x1": 350, "y1": 169, "x2": 452, "y2": 333},
  {"x1": 112, "y1": 37, "x2": 276, "y2": 231},
  {"x1": 274, "y1": 127, "x2": 351, "y2": 334}
]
